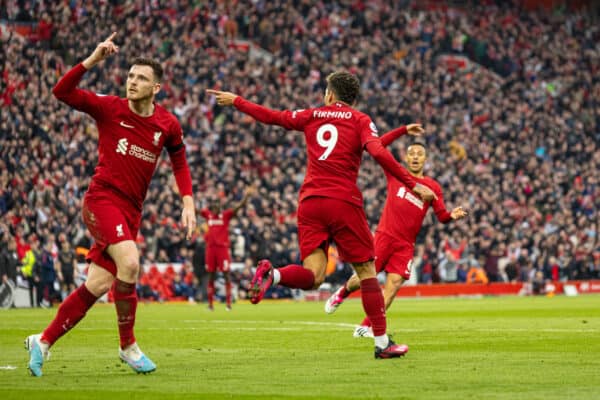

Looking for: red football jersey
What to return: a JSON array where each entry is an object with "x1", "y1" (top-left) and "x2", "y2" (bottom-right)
[
  {"x1": 377, "y1": 173, "x2": 452, "y2": 245},
  {"x1": 53, "y1": 64, "x2": 191, "y2": 210},
  {"x1": 234, "y1": 98, "x2": 380, "y2": 207},
  {"x1": 200, "y1": 208, "x2": 234, "y2": 247}
]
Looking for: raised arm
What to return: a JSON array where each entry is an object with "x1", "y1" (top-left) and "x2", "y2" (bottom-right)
[
  {"x1": 380, "y1": 123, "x2": 424, "y2": 147},
  {"x1": 232, "y1": 186, "x2": 255, "y2": 215},
  {"x1": 53, "y1": 32, "x2": 119, "y2": 114}
]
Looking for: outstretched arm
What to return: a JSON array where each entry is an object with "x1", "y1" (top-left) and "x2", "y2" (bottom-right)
[
  {"x1": 429, "y1": 185, "x2": 468, "y2": 224},
  {"x1": 206, "y1": 89, "x2": 304, "y2": 130}
]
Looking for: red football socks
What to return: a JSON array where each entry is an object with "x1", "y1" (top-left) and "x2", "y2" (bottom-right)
[
  {"x1": 225, "y1": 281, "x2": 232, "y2": 307},
  {"x1": 359, "y1": 316, "x2": 372, "y2": 327},
  {"x1": 278, "y1": 265, "x2": 315, "y2": 290},
  {"x1": 359, "y1": 278, "x2": 386, "y2": 336},
  {"x1": 41, "y1": 284, "x2": 98, "y2": 345},
  {"x1": 113, "y1": 279, "x2": 137, "y2": 349},
  {"x1": 207, "y1": 280, "x2": 215, "y2": 308}
]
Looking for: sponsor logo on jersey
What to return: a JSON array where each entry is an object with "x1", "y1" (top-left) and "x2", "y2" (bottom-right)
[
  {"x1": 313, "y1": 110, "x2": 353, "y2": 119},
  {"x1": 396, "y1": 186, "x2": 424, "y2": 209},
  {"x1": 292, "y1": 109, "x2": 305, "y2": 119},
  {"x1": 208, "y1": 219, "x2": 224, "y2": 226},
  {"x1": 115, "y1": 138, "x2": 157, "y2": 163}
]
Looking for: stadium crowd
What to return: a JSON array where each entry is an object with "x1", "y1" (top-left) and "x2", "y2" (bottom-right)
[{"x1": 1, "y1": 0, "x2": 599, "y2": 305}]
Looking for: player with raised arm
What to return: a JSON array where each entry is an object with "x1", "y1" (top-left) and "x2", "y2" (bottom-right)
[
  {"x1": 25, "y1": 33, "x2": 196, "y2": 376},
  {"x1": 207, "y1": 71, "x2": 436, "y2": 359},
  {"x1": 324, "y1": 130, "x2": 468, "y2": 338},
  {"x1": 200, "y1": 186, "x2": 254, "y2": 311}
]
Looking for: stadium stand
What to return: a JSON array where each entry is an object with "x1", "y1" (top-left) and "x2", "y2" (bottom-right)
[{"x1": 1, "y1": 0, "x2": 599, "y2": 304}]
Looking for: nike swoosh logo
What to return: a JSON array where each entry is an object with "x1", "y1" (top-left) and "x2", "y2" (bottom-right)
[{"x1": 120, "y1": 121, "x2": 134, "y2": 129}]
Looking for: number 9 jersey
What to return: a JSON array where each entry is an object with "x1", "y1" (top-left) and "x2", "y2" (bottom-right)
[{"x1": 234, "y1": 98, "x2": 379, "y2": 207}]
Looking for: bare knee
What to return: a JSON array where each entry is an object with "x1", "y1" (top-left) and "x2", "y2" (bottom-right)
[
  {"x1": 85, "y1": 275, "x2": 114, "y2": 297},
  {"x1": 92, "y1": 279, "x2": 113, "y2": 296},
  {"x1": 117, "y1": 257, "x2": 140, "y2": 280},
  {"x1": 85, "y1": 264, "x2": 116, "y2": 297}
]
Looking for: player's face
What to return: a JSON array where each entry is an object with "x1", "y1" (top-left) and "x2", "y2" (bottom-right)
[
  {"x1": 405, "y1": 144, "x2": 426, "y2": 174},
  {"x1": 126, "y1": 65, "x2": 160, "y2": 101}
]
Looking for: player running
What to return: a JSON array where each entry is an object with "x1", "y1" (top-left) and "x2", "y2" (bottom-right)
[
  {"x1": 207, "y1": 71, "x2": 436, "y2": 359},
  {"x1": 325, "y1": 129, "x2": 468, "y2": 338}
]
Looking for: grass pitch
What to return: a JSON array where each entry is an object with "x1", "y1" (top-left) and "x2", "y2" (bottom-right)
[{"x1": 1, "y1": 295, "x2": 599, "y2": 399}]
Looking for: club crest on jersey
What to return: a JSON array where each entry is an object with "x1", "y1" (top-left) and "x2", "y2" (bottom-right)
[
  {"x1": 153, "y1": 131, "x2": 162, "y2": 146},
  {"x1": 116, "y1": 224, "x2": 124, "y2": 237}
]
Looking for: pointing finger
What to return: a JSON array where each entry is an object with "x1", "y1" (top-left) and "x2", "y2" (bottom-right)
[{"x1": 106, "y1": 31, "x2": 117, "y2": 42}]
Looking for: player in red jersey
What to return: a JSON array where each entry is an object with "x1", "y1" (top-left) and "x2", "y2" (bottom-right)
[
  {"x1": 325, "y1": 132, "x2": 468, "y2": 338},
  {"x1": 200, "y1": 186, "x2": 254, "y2": 311},
  {"x1": 25, "y1": 33, "x2": 196, "y2": 376},
  {"x1": 207, "y1": 71, "x2": 437, "y2": 359}
]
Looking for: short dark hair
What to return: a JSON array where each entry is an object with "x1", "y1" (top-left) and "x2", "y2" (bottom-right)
[
  {"x1": 326, "y1": 71, "x2": 360, "y2": 105},
  {"x1": 407, "y1": 141, "x2": 427, "y2": 151},
  {"x1": 130, "y1": 57, "x2": 163, "y2": 82}
]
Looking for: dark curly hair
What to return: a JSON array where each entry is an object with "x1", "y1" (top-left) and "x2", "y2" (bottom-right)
[{"x1": 326, "y1": 71, "x2": 360, "y2": 105}]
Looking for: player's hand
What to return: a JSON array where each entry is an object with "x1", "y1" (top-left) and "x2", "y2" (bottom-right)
[
  {"x1": 83, "y1": 32, "x2": 119, "y2": 69},
  {"x1": 406, "y1": 123, "x2": 424, "y2": 137},
  {"x1": 181, "y1": 196, "x2": 196, "y2": 240},
  {"x1": 206, "y1": 89, "x2": 238, "y2": 106},
  {"x1": 412, "y1": 183, "x2": 437, "y2": 202},
  {"x1": 450, "y1": 206, "x2": 468, "y2": 220}
]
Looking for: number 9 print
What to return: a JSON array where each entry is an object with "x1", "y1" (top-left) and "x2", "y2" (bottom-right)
[{"x1": 316, "y1": 123, "x2": 338, "y2": 160}]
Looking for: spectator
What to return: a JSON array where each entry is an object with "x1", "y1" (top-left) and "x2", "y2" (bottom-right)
[
  {"x1": 1, "y1": 236, "x2": 19, "y2": 288},
  {"x1": 55, "y1": 240, "x2": 78, "y2": 299},
  {"x1": 466, "y1": 259, "x2": 489, "y2": 284},
  {"x1": 21, "y1": 235, "x2": 41, "y2": 307},
  {"x1": 39, "y1": 238, "x2": 58, "y2": 306}
]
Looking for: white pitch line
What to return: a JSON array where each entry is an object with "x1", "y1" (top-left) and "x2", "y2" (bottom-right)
[
  {"x1": 181, "y1": 320, "x2": 356, "y2": 328},
  {"x1": 0, "y1": 366, "x2": 18, "y2": 370}
]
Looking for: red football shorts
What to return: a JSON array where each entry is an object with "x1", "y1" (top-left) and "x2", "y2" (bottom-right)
[
  {"x1": 82, "y1": 191, "x2": 140, "y2": 276},
  {"x1": 297, "y1": 196, "x2": 374, "y2": 263},
  {"x1": 205, "y1": 246, "x2": 231, "y2": 273},
  {"x1": 374, "y1": 232, "x2": 414, "y2": 280}
]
